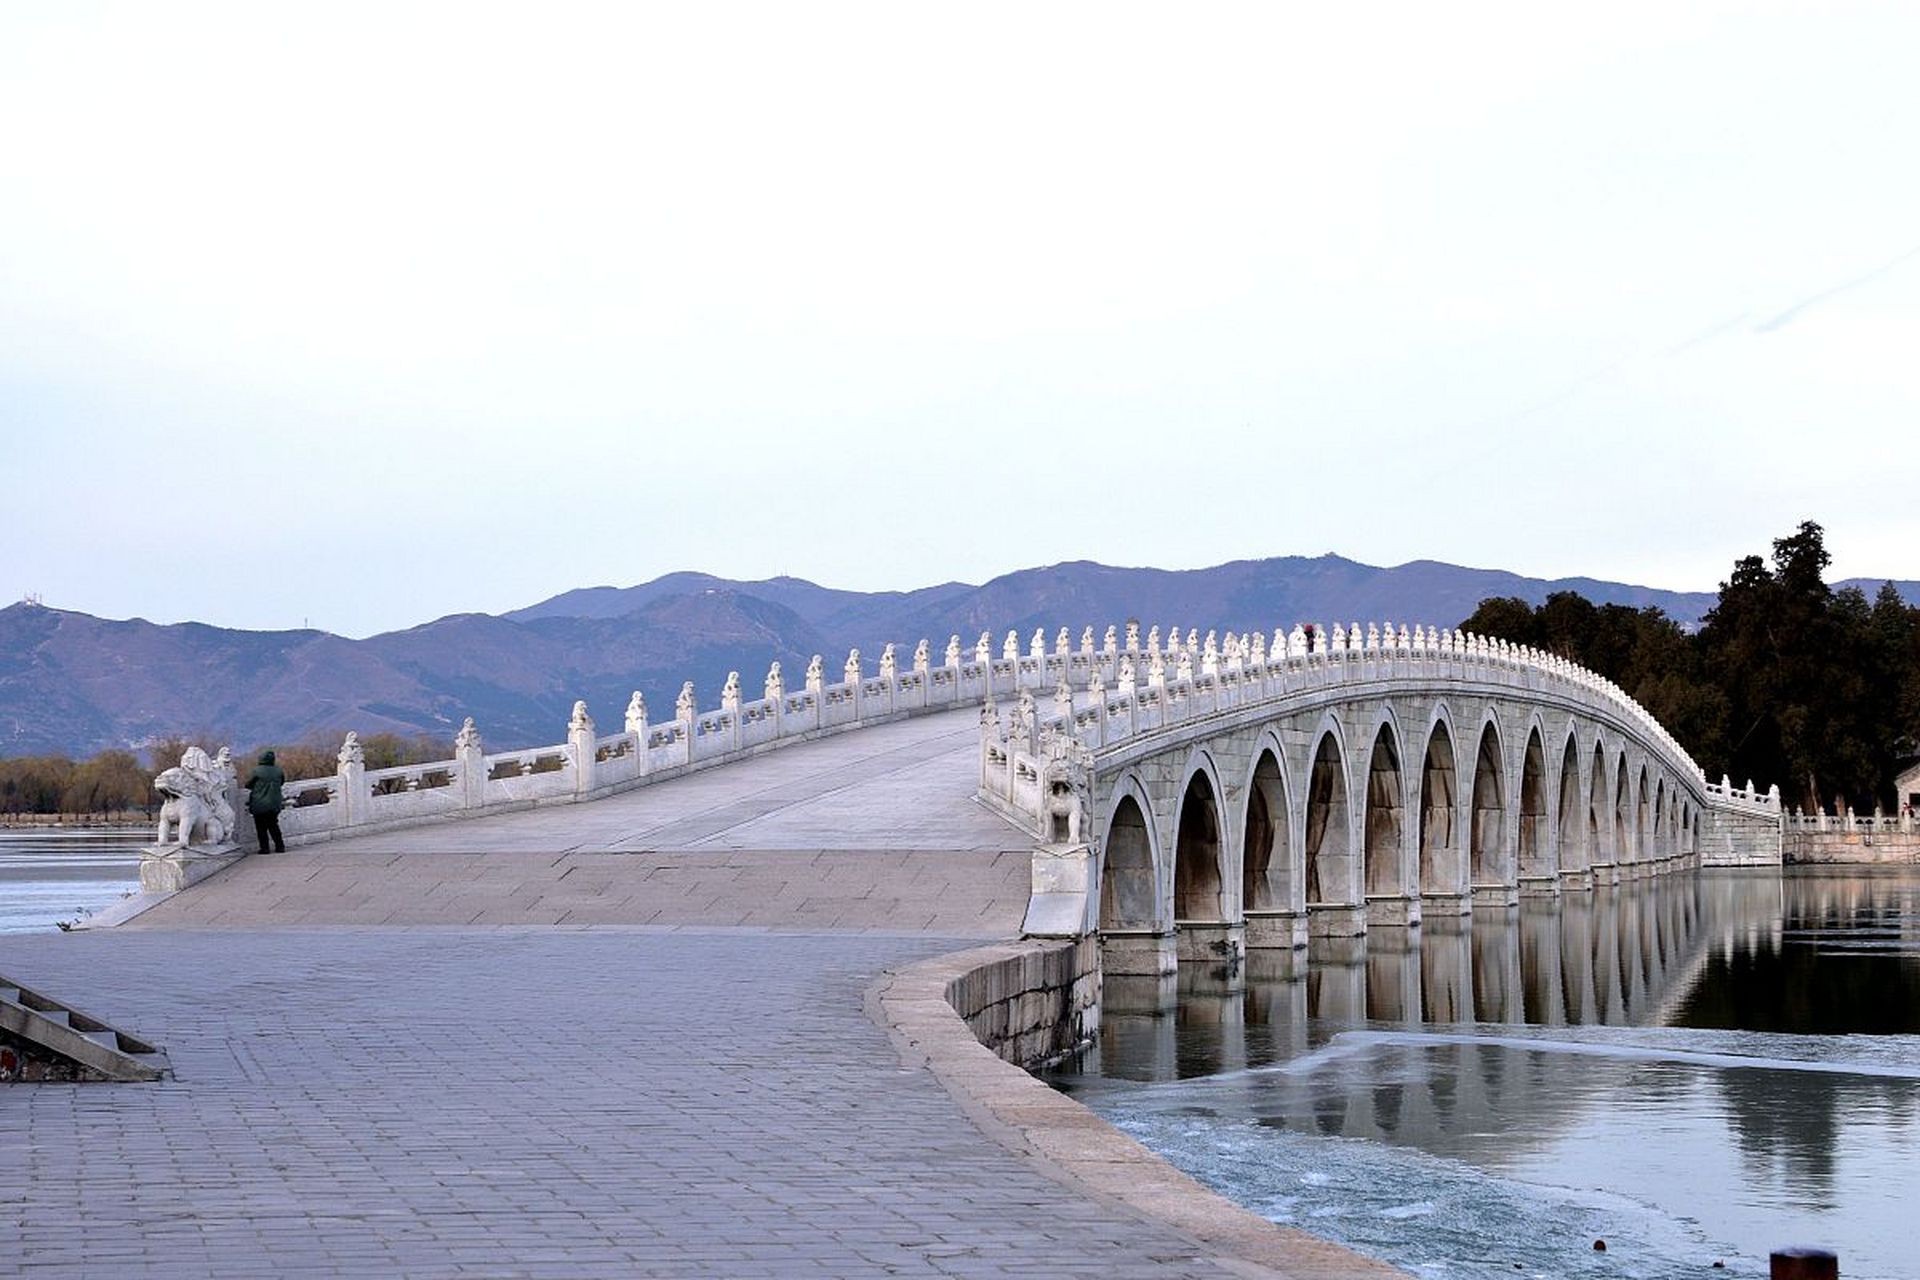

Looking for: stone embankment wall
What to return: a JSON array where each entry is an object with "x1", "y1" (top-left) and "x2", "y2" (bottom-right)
[
  {"x1": 1784, "y1": 832, "x2": 1920, "y2": 864},
  {"x1": 1699, "y1": 805, "x2": 1785, "y2": 867},
  {"x1": 939, "y1": 938, "x2": 1099, "y2": 1068}
]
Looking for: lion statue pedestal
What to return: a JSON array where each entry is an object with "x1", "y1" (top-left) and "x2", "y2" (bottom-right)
[{"x1": 140, "y1": 746, "x2": 246, "y2": 893}]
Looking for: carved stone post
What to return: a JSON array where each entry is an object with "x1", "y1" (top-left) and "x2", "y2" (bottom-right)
[
  {"x1": 337, "y1": 731, "x2": 366, "y2": 827},
  {"x1": 676, "y1": 681, "x2": 697, "y2": 765},
  {"x1": 455, "y1": 717, "x2": 485, "y2": 806},
  {"x1": 624, "y1": 693, "x2": 651, "y2": 778},
  {"x1": 569, "y1": 701, "x2": 597, "y2": 795},
  {"x1": 1087, "y1": 671, "x2": 1107, "y2": 748},
  {"x1": 721, "y1": 671, "x2": 742, "y2": 751},
  {"x1": 805, "y1": 655, "x2": 824, "y2": 731},
  {"x1": 764, "y1": 663, "x2": 785, "y2": 739}
]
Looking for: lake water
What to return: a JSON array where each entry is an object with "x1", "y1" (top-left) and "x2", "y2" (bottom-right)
[
  {"x1": 0, "y1": 828, "x2": 146, "y2": 933},
  {"x1": 1044, "y1": 869, "x2": 1920, "y2": 1280}
]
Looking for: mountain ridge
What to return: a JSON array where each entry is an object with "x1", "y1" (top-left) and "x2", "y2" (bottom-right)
[{"x1": 4, "y1": 556, "x2": 1914, "y2": 759}]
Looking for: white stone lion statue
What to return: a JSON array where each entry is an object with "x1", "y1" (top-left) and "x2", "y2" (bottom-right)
[{"x1": 154, "y1": 746, "x2": 236, "y2": 848}]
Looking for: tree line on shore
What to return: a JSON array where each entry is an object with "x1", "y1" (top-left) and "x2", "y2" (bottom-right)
[
  {"x1": 0, "y1": 732, "x2": 451, "y2": 823},
  {"x1": 1462, "y1": 521, "x2": 1918, "y2": 815}
]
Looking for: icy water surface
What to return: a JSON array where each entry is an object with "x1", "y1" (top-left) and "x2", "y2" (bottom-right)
[
  {"x1": 0, "y1": 829, "x2": 144, "y2": 933},
  {"x1": 1046, "y1": 870, "x2": 1920, "y2": 1279}
]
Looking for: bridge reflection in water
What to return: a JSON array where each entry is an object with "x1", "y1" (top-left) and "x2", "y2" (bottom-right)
[
  {"x1": 1084, "y1": 869, "x2": 1920, "y2": 1153},
  {"x1": 1057, "y1": 870, "x2": 1920, "y2": 1278}
]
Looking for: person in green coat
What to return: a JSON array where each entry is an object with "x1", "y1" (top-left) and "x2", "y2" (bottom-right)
[{"x1": 245, "y1": 750, "x2": 287, "y2": 854}]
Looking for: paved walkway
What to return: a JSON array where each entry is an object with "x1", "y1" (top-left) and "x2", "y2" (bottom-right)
[
  {"x1": 2, "y1": 708, "x2": 1398, "y2": 1277},
  {"x1": 2, "y1": 929, "x2": 1255, "y2": 1278}
]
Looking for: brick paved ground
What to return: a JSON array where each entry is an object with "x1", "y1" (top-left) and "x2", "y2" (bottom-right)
[{"x1": 0, "y1": 928, "x2": 1259, "y2": 1279}]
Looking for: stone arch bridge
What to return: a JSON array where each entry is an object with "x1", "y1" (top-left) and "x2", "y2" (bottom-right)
[{"x1": 976, "y1": 622, "x2": 1781, "y2": 976}]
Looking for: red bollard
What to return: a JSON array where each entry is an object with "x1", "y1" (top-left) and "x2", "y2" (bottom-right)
[{"x1": 1771, "y1": 1247, "x2": 1837, "y2": 1280}]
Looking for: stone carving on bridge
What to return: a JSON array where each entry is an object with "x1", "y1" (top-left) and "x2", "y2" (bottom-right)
[
  {"x1": 1123, "y1": 622, "x2": 1138, "y2": 652},
  {"x1": 975, "y1": 632, "x2": 992, "y2": 664},
  {"x1": 806, "y1": 655, "x2": 824, "y2": 693},
  {"x1": 1037, "y1": 727, "x2": 1094, "y2": 846},
  {"x1": 570, "y1": 700, "x2": 595, "y2": 733},
  {"x1": 1103, "y1": 625, "x2": 1117, "y2": 656},
  {"x1": 338, "y1": 731, "x2": 363, "y2": 769},
  {"x1": 1081, "y1": 626, "x2": 1095, "y2": 655},
  {"x1": 1002, "y1": 631, "x2": 1019, "y2": 662},
  {"x1": 764, "y1": 663, "x2": 783, "y2": 701},
  {"x1": 1008, "y1": 690, "x2": 1037, "y2": 749},
  {"x1": 623, "y1": 694, "x2": 646, "y2": 735},
  {"x1": 844, "y1": 649, "x2": 862, "y2": 684},
  {"x1": 1117, "y1": 655, "x2": 1136, "y2": 695},
  {"x1": 945, "y1": 635, "x2": 962, "y2": 668},
  {"x1": 879, "y1": 644, "x2": 897, "y2": 681},
  {"x1": 676, "y1": 682, "x2": 697, "y2": 723},
  {"x1": 456, "y1": 716, "x2": 483, "y2": 751},
  {"x1": 913, "y1": 639, "x2": 930, "y2": 673},
  {"x1": 153, "y1": 746, "x2": 236, "y2": 848},
  {"x1": 720, "y1": 673, "x2": 741, "y2": 712}
]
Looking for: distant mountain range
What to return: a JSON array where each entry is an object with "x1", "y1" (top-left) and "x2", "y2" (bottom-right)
[{"x1": 3, "y1": 555, "x2": 1914, "y2": 760}]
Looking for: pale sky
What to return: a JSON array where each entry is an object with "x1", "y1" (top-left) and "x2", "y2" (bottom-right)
[{"x1": 3, "y1": 3, "x2": 1916, "y2": 638}]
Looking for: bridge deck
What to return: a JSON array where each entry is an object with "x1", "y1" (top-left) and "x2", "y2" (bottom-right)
[{"x1": 128, "y1": 709, "x2": 1031, "y2": 933}]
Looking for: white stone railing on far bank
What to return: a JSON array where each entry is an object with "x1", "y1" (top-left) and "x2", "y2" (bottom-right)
[
  {"x1": 271, "y1": 629, "x2": 1127, "y2": 846},
  {"x1": 1784, "y1": 808, "x2": 1918, "y2": 834},
  {"x1": 974, "y1": 620, "x2": 1782, "y2": 840}
]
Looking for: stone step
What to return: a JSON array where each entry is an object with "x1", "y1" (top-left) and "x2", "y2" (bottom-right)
[{"x1": 0, "y1": 974, "x2": 166, "y2": 1082}]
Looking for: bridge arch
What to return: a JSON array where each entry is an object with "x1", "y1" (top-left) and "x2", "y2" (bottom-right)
[
  {"x1": 1613, "y1": 750, "x2": 1631, "y2": 867},
  {"x1": 1362, "y1": 714, "x2": 1412, "y2": 906},
  {"x1": 1418, "y1": 707, "x2": 1465, "y2": 906},
  {"x1": 1173, "y1": 752, "x2": 1230, "y2": 931},
  {"x1": 1555, "y1": 726, "x2": 1587, "y2": 878},
  {"x1": 1517, "y1": 722, "x2": 1552, "y2": 887},
  {"x1": 1588, "y1": 733, "x2": 1611, "y2": 872},
  {"x1": 1636, "y1": 766, "x2": 1651, "y2": 869},
  {"x1": 1653, "y1": 777, "x2": 1667, "y2": 861},
  {"x1": 1241, "y1": 733, "x2": 1302, "y2": 948},
  {"x1": 1469, "y1": 715, "x2": 1507, "y2": 892},
  {"x1": 1098, "y1": 773, "x2": 1163, "y2": 934},
  {"x1": 1304, "y1": 717, "x2": 1361, "y2": 929}
]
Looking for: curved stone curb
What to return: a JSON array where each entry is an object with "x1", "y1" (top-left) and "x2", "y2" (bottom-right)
[{"x1": 868, "y1": 942, "x2": 1408, "y2": 1279}]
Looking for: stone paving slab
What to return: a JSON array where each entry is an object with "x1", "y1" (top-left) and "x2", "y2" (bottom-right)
[
  {"x1": 0, "y1": 929, "x2": 1272, "y2": 1279},
  {"x1": 124, "y1": 848, "x2": 1032, "y2": 933}
]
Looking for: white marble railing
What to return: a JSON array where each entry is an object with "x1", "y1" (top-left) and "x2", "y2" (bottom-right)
[
  {"x1": 1784, "y1": 810, "x2": 1917, "y2": 834},
  {"x1": 976, "y1": 620, "x2": 1783, "y2": 835},
  {"x1": 273, "y1": 629, "x2": 1119, "y2": 845},
  {"x1": 1701, "y1": 777, "x2": 1785, "y2": 818}
]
